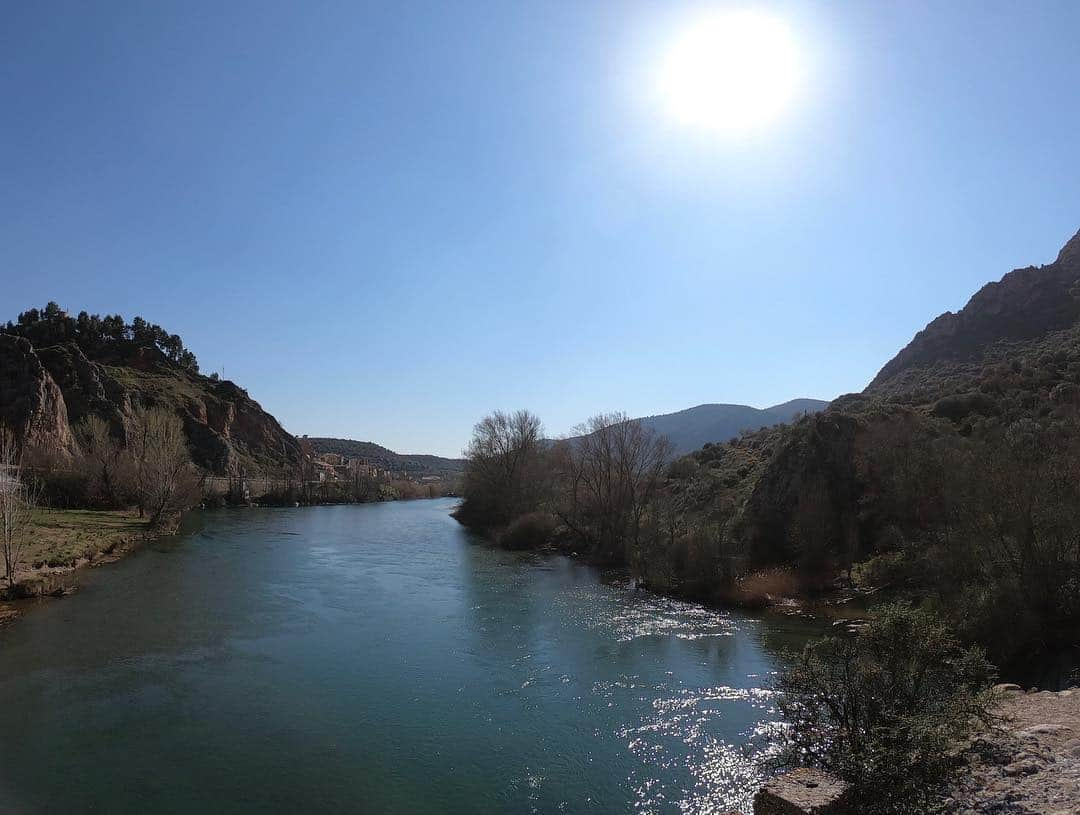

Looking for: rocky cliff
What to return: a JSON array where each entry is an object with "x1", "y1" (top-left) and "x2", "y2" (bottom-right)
[
  {"x1": 869, "y1": 228, "x2": 1080, "y2": 400},
  {"x1": 654, "y1": 229, "x2": 1080, "y2": 676},
  {"x1": 0, "y1": 333, "x2": 301, "y2": 475},
  {"x1": 0, "y1": 335, "x2": 75, "y2": 457}
]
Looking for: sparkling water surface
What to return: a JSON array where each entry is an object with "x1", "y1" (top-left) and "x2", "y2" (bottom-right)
[{"x1": 0, "y1": 499, "x2": 817, "y2": 814}]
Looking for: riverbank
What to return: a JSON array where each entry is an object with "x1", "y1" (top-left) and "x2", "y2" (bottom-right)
[
  {"x1": 750, "y1": 686, "x2": 1080, "y2": 815},
  {"x1": 2, "y1": 496, "x2": 456, "y2": 627},
  {"x1": 0, "y1": 499, "x2": 801, "y2": 813},
  {"x1": 944, "y1": 685, "x2": 1080, "y2": 815},
  {"x1": 0, "y1": 508, "x2": 174, "y2": 622}
]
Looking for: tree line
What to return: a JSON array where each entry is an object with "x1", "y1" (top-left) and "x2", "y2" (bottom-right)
[
  {"x1": 4, "y1": 302, "x2": 199, "y2": 371},
  {"x1": 454, "y1": 409, "x2": 672, "y2": 563},
  {"x1": 1, "y1": 407, "x2": 200, "y2": 589},
  {"x1": 456, "y1": 410, "x2": 1055, "y2": 812}
]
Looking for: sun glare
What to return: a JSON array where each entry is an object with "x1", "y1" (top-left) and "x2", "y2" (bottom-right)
[{"x1": 657, "y1": 10, "x2": 801, "y2": 134}]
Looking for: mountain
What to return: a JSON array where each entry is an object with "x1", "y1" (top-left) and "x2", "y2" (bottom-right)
[
  {"x1": 656, "y1": 229, "x2": 1080, "y2": 591},
  {"x1": 867, "y1": 228, "x2": 1080, "y2": 403},
  {"x1": 680, "y1": 226, "x2": 1080, "y2": 567},
  {"x1": 650, "y1": 228, "x2": 1080, "y2": 674},
  {"x1": 584, "y1": 399, "x2": 829, "y2": 457},
  {"x1": 304, "y1": 437, "x2": 465, "y2": 476},
  {"x1": 1, "y1": 307, "x2": 301, "y2": 475}
]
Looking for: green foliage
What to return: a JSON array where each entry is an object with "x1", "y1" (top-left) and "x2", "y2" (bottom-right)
[
  {"x1": 775, "y1": 604, "x2": 996, "y2": 814},
  {"x1": 856, "y1": 418, "x2": 1080, "y2": 675}
]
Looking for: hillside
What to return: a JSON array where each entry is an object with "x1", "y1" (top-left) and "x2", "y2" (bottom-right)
[
  {"x1": 669, "y1": 227, "x2": 1080, "y2": 567},
  {"x1": 305, "y1": 437, "x2": 465, "y2": 475},
  {"x1": 649, "y1": 228, "x2": 1080, "y2": 679},
  {"x1": 869, "y1": 228, "x2": 1080, "y2": 397},
  {"x1": 633, "y1": 399, "x2": 829, "y2": 456},
  {"x1": 0, "y1": 306, "x2": 302, "y2": 475}
]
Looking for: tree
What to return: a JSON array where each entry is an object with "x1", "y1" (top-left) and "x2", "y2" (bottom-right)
[
  {"x1": 457, "y1": 410, "x2": 547, "y2": 531},
  {"x1": 128, "y1": 407, "x2": 200, "y2": 525},
  {"x1": 774, "y1": 604, "x2": 996, "y2": 814},
  {"x1": 0, "y1": 426, "x2": 36, "y2": 590},
  {"x1": 552, "y1": 413, "x2": 672, "y2": 564},
  {"x1": 75, "y1": 416, "x2": 129, "y2": 507},
  {"x1": 5, "y1": 304, "x2": 201, "y2": 372}
]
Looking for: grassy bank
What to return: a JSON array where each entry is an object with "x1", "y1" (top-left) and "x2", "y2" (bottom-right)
[
  {"x1": 25, "y1": 509, "x2": 150, "y2": 569},
  {"x1": 2, "y1": 509, "x2": 157, "y2": 607}
]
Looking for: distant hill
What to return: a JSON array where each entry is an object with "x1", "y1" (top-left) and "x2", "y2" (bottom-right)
[
  {"x1": 592, "y1": 399, "x2": 829, "y2": 457},
  {"x1": 304, "y1": 437, "x2": 465, "y2": 476}
]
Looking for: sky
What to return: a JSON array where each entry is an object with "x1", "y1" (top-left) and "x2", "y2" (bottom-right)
[{"x1": 3, "y1": 1, "x2": 1079, "y2": 457}]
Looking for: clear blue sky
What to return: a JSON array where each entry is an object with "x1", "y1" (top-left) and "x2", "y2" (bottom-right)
[{"x1": 3, "y1": 1, "x2": 1079, "y2": 457}]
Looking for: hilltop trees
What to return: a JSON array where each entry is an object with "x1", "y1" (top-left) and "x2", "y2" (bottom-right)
[{"x1": 3, "y1": 303, "x2": 199, "y2": 371}]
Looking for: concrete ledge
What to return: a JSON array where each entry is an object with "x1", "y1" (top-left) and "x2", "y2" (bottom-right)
[{"x1": 753, "y1": 768, "x2": 848, "y2": 815}]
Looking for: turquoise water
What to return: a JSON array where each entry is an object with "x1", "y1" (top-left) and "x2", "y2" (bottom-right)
[{"x1": 0, "y1": 499, "x2": 816, "y2": 814}]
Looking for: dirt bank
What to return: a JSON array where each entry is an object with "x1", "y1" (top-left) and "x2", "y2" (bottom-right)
[
  {"x1": 0, "y1": 508, "x2": 176, "y2": 624},
  {"x1": 946, "y1": 685, "x2": 1080, "y2": 814}
]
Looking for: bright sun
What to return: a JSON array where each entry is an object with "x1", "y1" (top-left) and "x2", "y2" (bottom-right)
[{"x1": 657, "y1": 10, "x2": 800, "y2": 134}]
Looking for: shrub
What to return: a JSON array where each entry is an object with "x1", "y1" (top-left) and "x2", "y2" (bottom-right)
[
  {"x1": 931, "y1": 391, "x2": 1000, "y2": 423},
  {"x1": 498, "y1": 512, "x2": 556, "y2": 551},
  {"x1": 774, "y1": 604, "x2": 996, "y2": 814}
]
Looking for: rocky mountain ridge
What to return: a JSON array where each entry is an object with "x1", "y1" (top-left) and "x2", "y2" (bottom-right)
[
  {"x1": 655, "y1": 228, "x2": 1080, "y2": 678},
  {"x1": 633, "y1": 399, "x2": 830, "y2": 456},
  {"x1": 869, "y1": 228, "x2": 1080, "y2": 398}
]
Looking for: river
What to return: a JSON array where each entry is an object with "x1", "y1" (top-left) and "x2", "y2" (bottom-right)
[{"x1": 0, "y1": 499, "x2": 819, "y2": 814}]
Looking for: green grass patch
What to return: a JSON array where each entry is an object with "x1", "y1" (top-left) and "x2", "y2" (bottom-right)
[{"x1": 27, "y1": 509, "x2": 150, "y2": 569}]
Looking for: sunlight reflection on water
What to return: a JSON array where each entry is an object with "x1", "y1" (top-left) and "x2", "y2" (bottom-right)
[{"x1": 0, "y1": 503, "x2": 816, "y2": 815}]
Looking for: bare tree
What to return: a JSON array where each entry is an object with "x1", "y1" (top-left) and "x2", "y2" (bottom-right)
[
  {"x1": 458, "y1": 409, "x2": 547, "y2": 530},
  {"x1": 128, "y1": 407, "x2": 200, "y2": 526},
  {"x1": 553, "y1": 413, "x2": 672, "y2": 564},
  {"x1": 75, "y1": 415, "x2": 129, "y2": 507},
  {"x1": 0, "y1": 426, "x2": 36, "y2": 590}
]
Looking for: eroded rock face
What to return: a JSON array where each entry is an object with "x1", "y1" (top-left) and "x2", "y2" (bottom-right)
[
  {"x1": 36, "y1": 343, "x2": 127, "y2": 434},
  {"x1": 0, "y1": 335, "x2": 301, "y2": 475},
  {"x1": 0, "y1": 334, "x2": 75, "y2": 456},
  {"x1": 869, "y1": 228, "x2": 1080, "y2": 393}
]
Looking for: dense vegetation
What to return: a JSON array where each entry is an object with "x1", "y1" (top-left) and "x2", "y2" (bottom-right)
[
  {"x1": 4, "y1": 302, "x2": 200, "y2": 371},
  {"x1": 454, "y1": 410, "x2": 671, "y2": 561},
  {"x1": 775, "y1": 604, "x2": 996, "y2": 813},
  {"x1": 456, "y1": 233, "x2": 1080, "y2": 685},
  {"x1": 1, "y1": 407, "x2": 200, "y2": 592}
]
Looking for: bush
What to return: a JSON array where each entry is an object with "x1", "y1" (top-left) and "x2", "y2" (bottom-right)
[
  {"x1": 931, "y1": 391, "x2": 1000, "y2": 422},
  {"x1": 498, "y1": 512, "x2": 556, "y2": 551},
  {"x1": 30, "y1": 469, "x2": 90, "y2": 509},
  {"x1": 774, "y1": 604, "x2": 996, "y2": 814}
]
